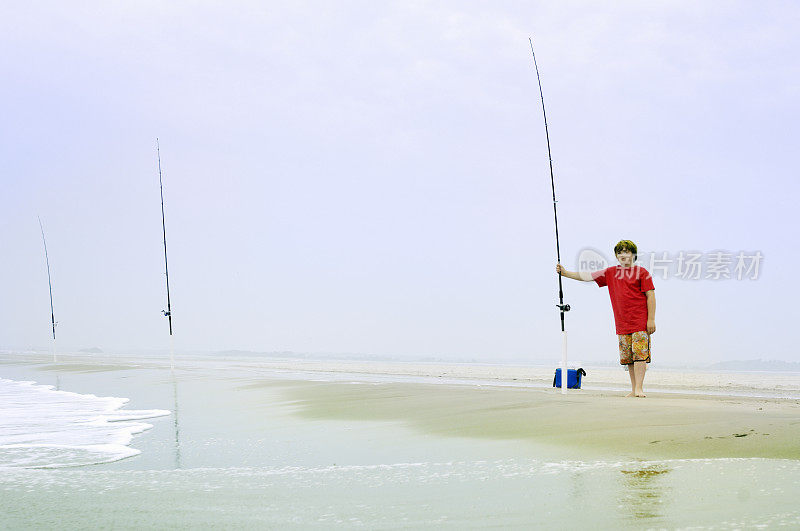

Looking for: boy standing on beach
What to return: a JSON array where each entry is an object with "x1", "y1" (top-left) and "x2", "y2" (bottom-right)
[{"x1": 556, "y1": 240, "x2": 656, "y2": 397}]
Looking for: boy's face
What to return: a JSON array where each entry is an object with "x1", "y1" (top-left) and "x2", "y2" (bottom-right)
[{"x1": 616, "y1": 249, "x2": 635, "y2": 267}]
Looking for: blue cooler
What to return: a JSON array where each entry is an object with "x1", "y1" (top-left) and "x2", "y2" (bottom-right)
[{"x1": 553, "y1": 368, "x2": 586, "y2": 389}]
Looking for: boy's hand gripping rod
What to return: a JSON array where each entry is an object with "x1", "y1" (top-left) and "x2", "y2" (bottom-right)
[{"x1": 529, "y1": 37, "x2": 571, "y2": 393}]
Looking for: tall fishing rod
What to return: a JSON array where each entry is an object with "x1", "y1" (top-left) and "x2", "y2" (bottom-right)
[
  {"x1": 38, "y1": 216, "x2": 57, "y2": 362},
  {"x1": 157, "y1": 139, "x2": 174, "y2": 367},
  {"x1": 529, "y1": 37, "x2": 571, "y2": 393},
  {"x1": 157, "y1": 139, "x2": 181, "y2": 461}
]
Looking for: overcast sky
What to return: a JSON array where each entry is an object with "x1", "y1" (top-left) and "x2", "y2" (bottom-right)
[{"x1": 2, "y1": 1, "x2": 798, "y2": 364}]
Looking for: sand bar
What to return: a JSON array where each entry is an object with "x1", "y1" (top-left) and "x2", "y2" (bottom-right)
[{"x1": 265, "y1": 380, "x2": 800, "y2": 461}]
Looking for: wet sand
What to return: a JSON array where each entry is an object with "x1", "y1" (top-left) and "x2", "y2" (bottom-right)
[{"x1": 266, "y1": 380, "x2": 800, "y2": 461}]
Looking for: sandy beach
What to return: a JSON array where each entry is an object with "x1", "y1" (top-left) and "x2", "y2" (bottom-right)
[
  {"x1": 2, "y1": 351, "x2": 799, "y2": 528},
  {"x1": 274, "y1": 380, "x2": 800, "y2": 461}
]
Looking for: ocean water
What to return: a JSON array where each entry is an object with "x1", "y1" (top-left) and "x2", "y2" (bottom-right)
[
  {"x1": 1, "y1": 352, "x2": 800, "y2": 528},
  {"x1": 2, "y1": 457, "x2": 799, "y2": 528},
  {"x1": 0, "y1": 377, "x2": 169, "y2": 468}
]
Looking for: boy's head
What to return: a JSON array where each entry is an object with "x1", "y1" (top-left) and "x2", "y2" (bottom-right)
[{"x1": 614, "y1": 239, "x2": 638, "y2": 266}]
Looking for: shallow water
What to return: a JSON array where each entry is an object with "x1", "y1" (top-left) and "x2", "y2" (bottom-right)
[{"x1": 2, "y1": 458, "x2": 799, "y2": 528}]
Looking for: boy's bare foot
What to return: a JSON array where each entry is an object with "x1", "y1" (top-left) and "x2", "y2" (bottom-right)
[
  {"x1": 635, "y1": 390, "x2": 647, "y2": 398},
  {"x1": 625, "y1": 392, "x2": 635, "y2": 397}
]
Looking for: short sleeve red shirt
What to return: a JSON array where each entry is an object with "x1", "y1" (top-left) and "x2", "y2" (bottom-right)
[{"x1": 592, "y1": 265, "x2": 655, "y2": 335}]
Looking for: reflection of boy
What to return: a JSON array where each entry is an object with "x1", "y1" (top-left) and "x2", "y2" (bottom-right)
[{"x1": 556, "y1": 240, "x2": 656, "y2": 397}]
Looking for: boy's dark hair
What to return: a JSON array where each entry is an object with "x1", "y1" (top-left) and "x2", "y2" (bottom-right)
[{"x1": 614, "y1": 240, "x2": 638, "y2": 260}]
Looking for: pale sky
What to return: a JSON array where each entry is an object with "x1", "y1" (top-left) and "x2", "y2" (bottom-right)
[{"x1": 2, "y1": 1, "x2": 798, "y2": 364}]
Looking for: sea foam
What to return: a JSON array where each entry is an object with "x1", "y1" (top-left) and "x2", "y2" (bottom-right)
[{"x1": 0, "y1": 377, "x2": 169, "y2": 468}]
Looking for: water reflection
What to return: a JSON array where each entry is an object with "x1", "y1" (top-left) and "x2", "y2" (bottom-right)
[
  {"x1": 619, "y1": 464, "x2": 671, "y2": 520},
  {"x1": 171, "y1": 369, "x2": 182, "y2": 469}
]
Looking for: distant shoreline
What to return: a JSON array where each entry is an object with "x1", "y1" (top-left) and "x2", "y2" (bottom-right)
[
  {"x1": 2, "y1": 347, "x2": 799, "y2": 373},
  {"x1": 3, "y1": 351, "x2": 800, "y2": 401}
]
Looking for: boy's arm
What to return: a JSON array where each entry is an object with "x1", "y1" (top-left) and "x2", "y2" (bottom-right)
[
  {"x1": 555, "y1": 264, "x2": 594, "y2": 282},
  {"x1": 645, "y1": 290, "x2": 656, "y2": 334}
]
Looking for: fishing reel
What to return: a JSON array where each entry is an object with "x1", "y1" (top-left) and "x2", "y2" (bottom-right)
[
  {"x1": 556, "y1": 303, "x2": 571, "y2": 312},
  {"x1": 162, "y1": 310, "x2": 171, "y2": 317}
]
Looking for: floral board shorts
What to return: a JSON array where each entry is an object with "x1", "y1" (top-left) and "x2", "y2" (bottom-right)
[{"x1": 618, "y1": 331, "x2": 651, "y2": 365}]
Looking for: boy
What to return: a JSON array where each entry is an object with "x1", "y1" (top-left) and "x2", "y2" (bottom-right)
[{"x1": 556, "y1": 240, "x2": 656, "y2": 397}]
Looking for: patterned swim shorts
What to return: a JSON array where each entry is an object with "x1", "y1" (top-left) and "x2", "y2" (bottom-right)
[{"x1": 618, "y1": 331, "x2": 651, "y2": 365}]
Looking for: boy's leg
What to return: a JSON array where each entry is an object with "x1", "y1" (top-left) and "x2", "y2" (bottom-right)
[
  {"x1": 633, "y1": 361, "x2": 647, "y2": 397},
  {"x1": 618, "y1": 334, "x2": 635, "y2": 397},
  {"x1": 627, "y1": 364, "x2": 636, "y2": 395},
  {"x1": 631, "y1": 331, "x2": 651, "y2": 397}
]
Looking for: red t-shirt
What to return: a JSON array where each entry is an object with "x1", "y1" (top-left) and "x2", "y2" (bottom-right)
[{"x1": 592, "y1": 265, "x2": 655, "y2": 335}]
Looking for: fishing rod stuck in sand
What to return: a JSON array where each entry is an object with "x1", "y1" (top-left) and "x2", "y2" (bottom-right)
[
  {"x1": 529, "y1": 37, "x2": 571, "y2": 394},
  {"x1": 157, "y1": 138, "x2": 175, "y2": 369},
  {"x1": 38, "y1": 216, "x2": 58, "y2": 363}
]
